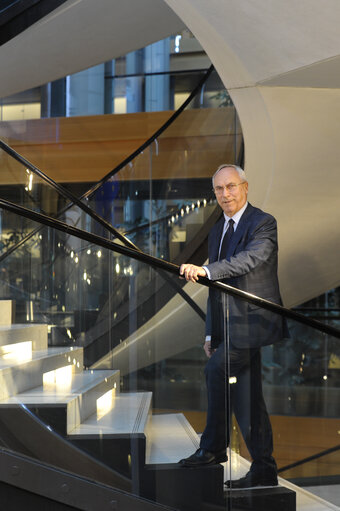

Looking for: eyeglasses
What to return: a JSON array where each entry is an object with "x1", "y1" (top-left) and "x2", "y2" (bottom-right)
[{"x1": 213, "y1": 182, "x2": 246, "y2": 195}]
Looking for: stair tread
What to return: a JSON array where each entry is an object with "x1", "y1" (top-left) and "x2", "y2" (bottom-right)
[
  {"x1": 0, "y1": 369, "x2": 119, "y2": 405},
  {"x1": 69, "y1": 391, "x2": 152, "y2": 437},
  {"x1": 0, "y1": 323, "x2": 48, "y2": 350},
  {"x1": 146, "y1": 413, "x2": 200, "y2": 464},
  {"x1": 0, "y1": 346, "x2": 82, "y2": 370},
  {"x1": 0, "y1": 324, "x2": 46, "y2": 331}
]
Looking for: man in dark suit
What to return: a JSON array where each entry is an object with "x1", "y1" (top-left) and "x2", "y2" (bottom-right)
[{"x1": 179, "y1": 164, "x2": 286, "y2": 489}]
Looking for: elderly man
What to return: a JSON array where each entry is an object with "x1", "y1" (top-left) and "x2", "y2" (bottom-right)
[{"x1": 179, "y1": 164, "x2": 286, "y2": 489}]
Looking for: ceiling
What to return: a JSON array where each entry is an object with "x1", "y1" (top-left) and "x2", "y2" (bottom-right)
[{"x1": 0, "y1": 0, "x2": 185, "y2": 98}]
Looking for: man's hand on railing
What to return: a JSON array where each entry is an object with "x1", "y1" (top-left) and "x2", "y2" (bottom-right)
[{"x1": 179, "y1": 264, "x2": 206, "y2": 282}]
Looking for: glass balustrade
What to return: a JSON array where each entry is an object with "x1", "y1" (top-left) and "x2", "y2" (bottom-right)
[
  {"x1": 225, "y1": 293, "x2": 340, "y2": 509},
  {"x1": 108, "y1": 68, "x2": 228, "y2": 114},
  {"x1": 0, "y1": 200, "x2": 339, "y2": 509},
  {"x1": 4, "y1": 64, "x2": 338, "y2": 509},
  {"x1": 83, "y1": 68, "x2": 242, "y2": 259},
  {"x1": 0, "y1": 68, "x2": 242, "y2": 362},
  {"x1": 0, "y1": 214, "x2": 210, "y2": 509}
]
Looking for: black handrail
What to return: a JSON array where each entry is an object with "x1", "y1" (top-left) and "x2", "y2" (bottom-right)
[
  {"x1": 0, "y1": 147, "x2": 205, "y2": 320},
  {"x1": 0, "y1": 152, "x2": 206, "y2": 322},
  {"x1": 278, "y1": 444, "x2": 340, "y2": 474},
  {"x1": 0, "y1": 64, "x2": 215, "y2": 255},
  {"x1": 0, "y1": 139, "x2": 139, "y2": 252},
  {"x1": 0, "y1": 65, "x2": 215, "y2": 261},
  {"x1": 79, "y1": 65, "x2": 214, "y2": 200},
  {"x1": 0, "y1": 142, "x2": 207, "y2": 319},
  {"x1": 1, "y1": 197, "x2": 340, "y2": 339},
  {"x1": 0, "y1": 65, "x2": 220, "y2": 325},
  {"x1": 105, "y1": 67, "x2": 210, "y2": 80},
  {"x1": 1, "y1": 197, "x2": 338, "y2": 490}
]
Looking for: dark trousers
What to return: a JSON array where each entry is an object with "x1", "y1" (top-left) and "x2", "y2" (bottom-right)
[{"x1": 200, "y1": 342, "x2": 277, "y2": 473}]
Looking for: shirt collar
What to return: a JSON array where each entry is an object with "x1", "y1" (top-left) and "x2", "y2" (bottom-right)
[{"x1": 223, "y1": 202, "x2": 248, "y2": 229}]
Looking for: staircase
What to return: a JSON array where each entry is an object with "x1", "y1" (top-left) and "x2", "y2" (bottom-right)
[
  {"x1": 0, "y1": 300, "x2": 296, "y2": 510},
  {"x1": 0, "y1": 300, "x2": 222, "y2": 506}
]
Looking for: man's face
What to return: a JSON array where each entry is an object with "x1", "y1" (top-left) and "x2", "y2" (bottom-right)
[{"x1": 213, "y1": 167, "x2": 248, "y2": 217}]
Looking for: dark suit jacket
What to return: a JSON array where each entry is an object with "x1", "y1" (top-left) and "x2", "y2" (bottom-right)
[{"x1": 205, "y1": 203, "x2": 287, "y2": 349}]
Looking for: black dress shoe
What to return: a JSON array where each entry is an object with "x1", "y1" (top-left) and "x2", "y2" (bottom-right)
[
  {"x1": 179, "y1": 448, "x2": 227, "y2": 467},
  {"x1": 225, "y1": 469, "x2": 278, "y2": 489}
]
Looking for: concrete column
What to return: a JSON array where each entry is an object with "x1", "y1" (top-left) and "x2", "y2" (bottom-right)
[
  {"x1": 66, "y1": 63, "x2": 105, "y2": 117},
  {"x1": 126, "y1": 49, "x2": 144, "y2": 113},
  {"x1": 41, "y1": 78, "x2": 66, "y2": 118},
  {"x1": 144, "y1": 38, "x2": 170, "y2": 112},
  {"x1": 104, "y1": 60, "x2": 115, "y2": 114}
]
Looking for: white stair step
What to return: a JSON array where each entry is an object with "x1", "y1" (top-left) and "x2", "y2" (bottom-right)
[
  {"x1": 0, "y1": 300, "x2": 13, "y2": 326},
  {"x1": 145, "y1": 413, "x2": 200, "y2": 465},
  {"x1": 0, "y1": 346, "x2": 83, "y2": 400},
  {"x1": 0, "y1": 324, "x2": 48, "y2": 350},
  {"x1": 69, "y1": 391, "x2": 152, "y2": 438},
  {"x1": 0, "y1": 369, "x2": 120, "y2": 433},
  {"x1": 226, "y1": 451, "x2": 338, "y2": 510}
]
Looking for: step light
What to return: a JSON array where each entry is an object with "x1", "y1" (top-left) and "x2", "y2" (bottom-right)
[
  {"x1": 43, "y1": 364, "x2": 73, "y2": 390},
  {"x1": 0, "y1": 341, "x2": 32, "y2": 362},
  {"x1": 96, "y1": 388, "x2": 115, "y2": 420}
]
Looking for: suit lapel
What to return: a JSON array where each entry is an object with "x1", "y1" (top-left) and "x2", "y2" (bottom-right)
[{"x1": 227, "y1": 203, "x2": 254, "y2": 256}]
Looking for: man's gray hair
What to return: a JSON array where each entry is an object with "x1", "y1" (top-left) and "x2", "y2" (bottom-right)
[{"x1": 212, "y1": 164, "x2": 246, "y2": 186}]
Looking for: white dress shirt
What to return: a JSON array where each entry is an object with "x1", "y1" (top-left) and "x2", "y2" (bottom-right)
[{"x1": 204, "y1": 202, "x2": 248, "y2": 342}]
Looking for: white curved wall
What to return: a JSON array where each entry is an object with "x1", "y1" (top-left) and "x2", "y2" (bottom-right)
[{"x1": 164, "y1": 0, "x2": 340, "y2": 306}]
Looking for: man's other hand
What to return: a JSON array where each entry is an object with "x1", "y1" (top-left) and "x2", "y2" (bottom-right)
[
  {"x1": 203, "y1": 340, "x2": 215, "y2": 358},
  {"x1": 179, "y1": 264, "x2": 206, "y2": 282}
]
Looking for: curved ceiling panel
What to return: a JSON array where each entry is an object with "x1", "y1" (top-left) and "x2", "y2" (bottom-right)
[{"x1": 0, "y1": 0, "x2": 185, "y2": 98}]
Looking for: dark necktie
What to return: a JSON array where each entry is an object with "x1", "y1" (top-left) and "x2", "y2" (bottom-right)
[{"x1": 219, "y1": 218, "x2": 234, "y2": 260}]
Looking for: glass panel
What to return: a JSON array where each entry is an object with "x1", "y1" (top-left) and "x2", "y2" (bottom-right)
[
  {"x1": 0, "y1": 68, "x2": 231, "y2": 177},
  {"x1": 1, "y1": 68, "x2": 241, "y2": 256},
  {"x1": 85, "y1": 69, "x2": 241, "y2": 258},
  {"x1": 0, "y1": 66, "x2": 250, "y2": 509},
  {"x1": 0, "y1": 202, "x2": 339, "y2": 508},
  {"x1": 0, "y1": 145, "x2": 114, "y2": 244},
  {"x1": 97, "y1": 68, "x2": 228, "y2": 115},
  {"x1": 0, "y1": 147, "x2": 118, "y2": 346},
  {"x1": 0, "y1": 69, "x2": 241, "y2": 369},
  {"x1": 0, "y1": 213, "x2": 220, "y2": 509},
  {"x1": 226, "y1": 292, "x2": 340, "y2": 508}
]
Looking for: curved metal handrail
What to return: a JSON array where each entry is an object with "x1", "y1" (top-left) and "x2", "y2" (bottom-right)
[
  {"x1": 0, "y1": 197, "x2": 338, "y2": 490},
  {"x1": 277, "y1": 444, "x2": 340, "y2": 474},
  {"x1": 1, "y1": 197, "x2": 340, "y2": 340},
  {"x1": 0, "y1": 157, "x2": 205, "y2": 321},
  {"x1": 0, "y1": 139, "x2": 138, "y2": 252},
  {"x1": 80, "y1": 65, "x2": 214, "y2": 200},
  {"x1": 0, "y1": 66, "x2": 215, "y2": 262},
  {"x1": 0, "y1": 65, "x2": 221, "y2": 328},
  {"x1": 0, "y1": 143, "x2": 208, "y2": 319}
]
